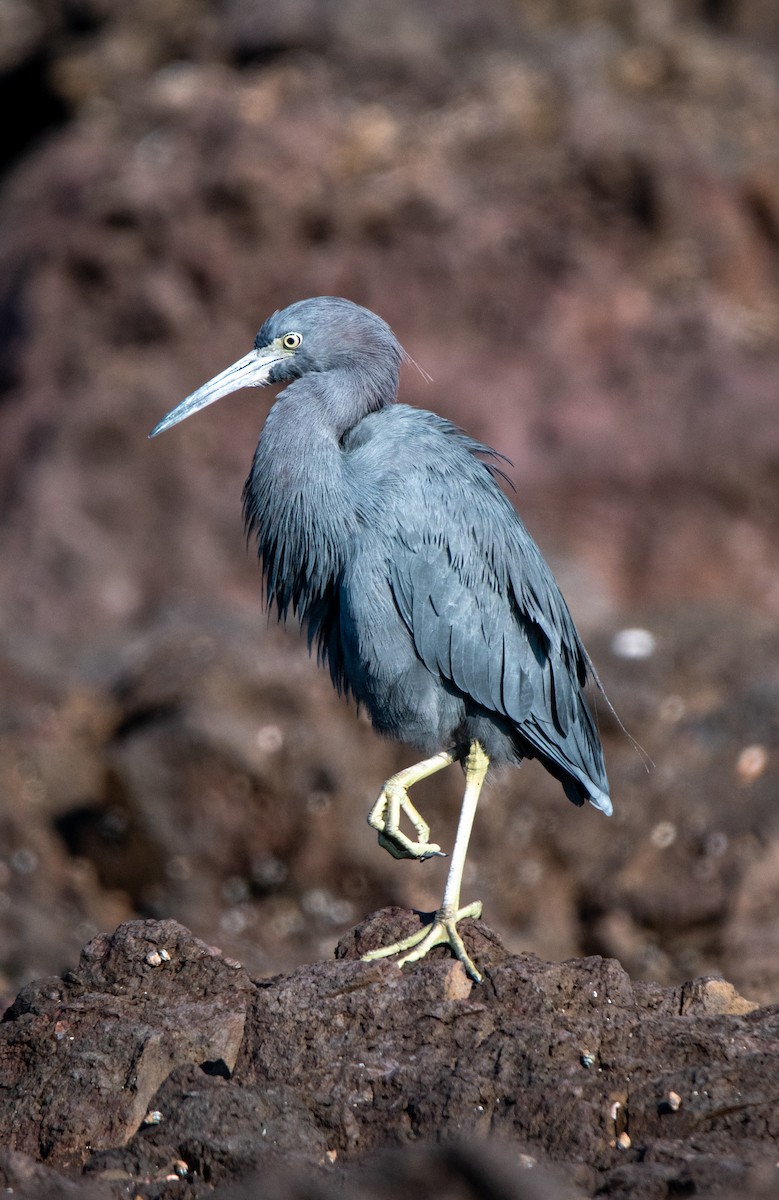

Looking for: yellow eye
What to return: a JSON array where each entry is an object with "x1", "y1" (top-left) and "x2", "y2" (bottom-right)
[{"x1": 282, "y1": 332, "x2": 302, "y2": 350}]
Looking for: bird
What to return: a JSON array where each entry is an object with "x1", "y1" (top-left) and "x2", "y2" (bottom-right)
[{"x1": 150, "y1": 296, "x2": 611, "y2": 983}]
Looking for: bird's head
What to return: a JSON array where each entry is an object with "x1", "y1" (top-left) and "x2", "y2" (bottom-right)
[{"x1": 150, "y1": 296, "x2": 403, "y2": 437}]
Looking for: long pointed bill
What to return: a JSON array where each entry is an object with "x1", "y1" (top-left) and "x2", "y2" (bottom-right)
[{"x1": 149, "y1": 346, "x2": 283, "y2": 437}]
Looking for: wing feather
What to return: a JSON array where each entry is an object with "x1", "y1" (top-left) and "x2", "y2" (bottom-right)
[{"x1": 346, "y1": 405, "x2": 608, "y2": 807}]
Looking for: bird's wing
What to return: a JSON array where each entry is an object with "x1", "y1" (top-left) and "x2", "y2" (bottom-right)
[
  {"x1": 390, "y1": 524, "x2": 540, "y2": 724},
  {"x1": 380, "y1": 418, "x2": 607, "y2": 805}
]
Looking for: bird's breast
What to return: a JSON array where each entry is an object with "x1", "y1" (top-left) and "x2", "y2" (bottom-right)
[{"x1": 243, "y1": 402, "x2": 359, "y2": 619}]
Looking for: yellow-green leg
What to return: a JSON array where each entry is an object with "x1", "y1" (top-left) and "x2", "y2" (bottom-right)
[
  {"x1": 363, "y1": 740, "x2": 489, "y2": 982},
  {"x1": 367, "y1": 749, "x2": 454, "y2": 860}
]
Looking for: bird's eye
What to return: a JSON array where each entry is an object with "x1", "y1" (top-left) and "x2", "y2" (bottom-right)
[{"x1": 282, "y1": 332, "x2": 302, "y2": 350}]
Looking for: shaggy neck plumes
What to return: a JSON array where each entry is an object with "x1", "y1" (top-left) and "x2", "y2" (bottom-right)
[{"x1": 242, "y1": 385, "x2": 358, "y2": 624}]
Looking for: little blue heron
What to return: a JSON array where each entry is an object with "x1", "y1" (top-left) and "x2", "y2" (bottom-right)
[{"x1": 151, "y1": 296, "x2": 611, "y2": 982}]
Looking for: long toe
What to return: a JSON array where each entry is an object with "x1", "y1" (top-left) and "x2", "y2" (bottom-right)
[
  {"x1": 362, "y1": 902, "x2": 483, "y2": 982},
  {"x1": 376, "y1": 830, "x2": 446, "y2": 861}
]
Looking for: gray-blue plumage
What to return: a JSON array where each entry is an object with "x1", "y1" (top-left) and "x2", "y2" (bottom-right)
[
  {"x1": 236, "y1": 298, "x2": 610, "y2": 816},
  {"x1": 151, "y1": 295, "x2": 612, "y2": 981}
]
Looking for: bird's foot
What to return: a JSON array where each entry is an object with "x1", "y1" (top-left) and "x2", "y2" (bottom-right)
[
  {"x1": 361, "y1": 901, "x2": 484, "y2": 982},
  {"x1": 367, "y1": 782, "x2": 446, "y2": 861}
]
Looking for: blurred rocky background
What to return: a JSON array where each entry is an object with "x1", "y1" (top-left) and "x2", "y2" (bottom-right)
[{"x1": 0, "y1": 0, "x2": 778, "y2": 1010}]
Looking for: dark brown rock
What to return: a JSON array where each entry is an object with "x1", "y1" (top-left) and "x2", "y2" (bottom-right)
[
  {"x1": 0, "y1": 920, "x2": 253, "y2": 1170},
  {"x1": 1, "y1": 916, "x2": 775, "y2": 1198},
  {"x1": 0, "y1": 0, "x2": 778, "y2": 1012}
]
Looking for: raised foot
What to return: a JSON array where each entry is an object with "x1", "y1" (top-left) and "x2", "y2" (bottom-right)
[
  {"x1": 367, "y1": 783, "x2": 447, "y2": 862},
  {"x1": 361, "y1": 901, "x2": 484, "y2": 983}
]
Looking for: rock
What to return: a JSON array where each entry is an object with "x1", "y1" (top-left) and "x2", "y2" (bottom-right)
[
  {"x1": 1, "y1": 0, "x2": 779, "y2": 1013},
  {"x1": 0, "y1": 1149, "x2": 105, "y2": 1198},
  {"x1": 0, "y1": 916, "x2": 776, "y2": 1198},
  {"x1": 0, "y1": 920, "x2": 253, "y2": 1170}
]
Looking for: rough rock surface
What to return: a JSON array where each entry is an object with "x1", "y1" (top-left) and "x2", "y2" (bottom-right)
[
  {"x1": 1, "y1": 0, "x2": 778, "y2": 1011},
  {"x1": 0, "y1": 920, "x2": 252, "y2": 1169},
  {"x1": 0, "y1": 917, "x2": 776, "y2": 1199}
]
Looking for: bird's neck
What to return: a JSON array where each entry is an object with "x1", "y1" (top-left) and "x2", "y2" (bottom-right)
[
  {"x1": 313, "y1": 365, "x2": 396, "y2": 436},
  {"x1": 242, "y1": 384, "x2": 362, "y2": 622}
]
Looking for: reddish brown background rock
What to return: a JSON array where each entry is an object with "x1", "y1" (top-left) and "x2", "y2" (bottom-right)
[{"x1": 0, "y1": 2, "x2": 778, "y2": 1194}]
